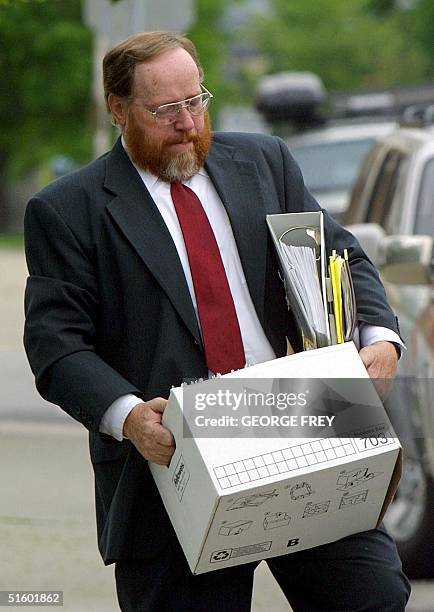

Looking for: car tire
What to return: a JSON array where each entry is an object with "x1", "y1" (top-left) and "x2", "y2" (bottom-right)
[
  {"x1": 385, "y1": 456, "x2": 434, "y2": 579},
  {"x1": 384, "y1": 378, "x2": 434, "y2": 579}
]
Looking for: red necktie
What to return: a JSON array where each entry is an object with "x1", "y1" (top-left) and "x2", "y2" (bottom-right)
[{"x1": 170, "y1": 181, "x2": 245, "y2": 374}]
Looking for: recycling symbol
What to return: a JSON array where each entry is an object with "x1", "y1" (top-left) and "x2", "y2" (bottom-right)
[{"x1": 211, "y1": 549, "x2": 231, "y2": 563}]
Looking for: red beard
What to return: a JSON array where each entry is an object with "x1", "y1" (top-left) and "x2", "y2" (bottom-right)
[{"x1": 124, "y1": 113, "x2": 212, "y2": 182}]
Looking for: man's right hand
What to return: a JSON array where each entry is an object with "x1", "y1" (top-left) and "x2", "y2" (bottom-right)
[{"x1": 123, "y1": 398, "x2": 175, "y2": 465}]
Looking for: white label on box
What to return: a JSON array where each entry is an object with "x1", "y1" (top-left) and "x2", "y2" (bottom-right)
[
  {"x1": 352, "y1": 423, "x2": 394, "y2": 452},
  {"x1": 210, "y1": 541, "x2": 272, "y2": 564},
  {"x1": 172, "y1": 455, "x2": 190, "y2": 501}
]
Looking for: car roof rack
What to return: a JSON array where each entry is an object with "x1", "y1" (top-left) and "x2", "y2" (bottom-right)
[
  {"x1": 399, "y1": 104, "x2": 434, "y2": 128},
  {"x1": 255, "y1": 72, "x2": 434, "y2": 132},
  {"x1": 255, "y1": 71, "x2": 328, "y2": 127}
]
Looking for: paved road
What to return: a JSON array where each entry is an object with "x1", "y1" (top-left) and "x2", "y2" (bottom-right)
[{"x1": 1, "y1": 249, "x2": 433, "y2": 611}]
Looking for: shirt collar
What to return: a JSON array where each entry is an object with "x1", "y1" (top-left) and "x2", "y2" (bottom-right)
[{"x1": 121, "y1": 135, "x2": 208, "y2": 194}]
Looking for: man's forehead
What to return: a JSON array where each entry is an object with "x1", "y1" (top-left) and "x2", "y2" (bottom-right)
[{"x1": 133, "y1": 48, "x2": 200, "y2": 99}]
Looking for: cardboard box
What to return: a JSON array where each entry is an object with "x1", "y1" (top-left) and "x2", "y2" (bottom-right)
[{"x1": 150, "y1": 343, "x2": 402, "y2": 574}]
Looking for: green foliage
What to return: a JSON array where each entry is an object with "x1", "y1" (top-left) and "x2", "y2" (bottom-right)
[
  {"x1": 367, "y1": 0, "x2": 434, "y2": 74},
  {"x1": 0, "y1": 0, "x2": 53, "y2": 6},
  {"x1": 1, "y1": 0, "x2": 430, "y2": 184},
  {"x1": 411, "y1": 0, "x2": 434, "y2": 63},
  {"x1": 0, "y1": 232, "x2": 24, "y2": 249},
  {"x1": 366, "y1": 0, "x2": 395, "y2": 15},
  {"x1": 0, "y1": 0, "x2": 92, "y2": 179},
  {"x1": 187, "y1": 0, "x2": 242, "y2": 119},
  {"x1": 246, "y1": 0, "x2": 430, "y2": 93}
]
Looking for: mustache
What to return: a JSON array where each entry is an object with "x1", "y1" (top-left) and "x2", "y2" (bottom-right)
[{"x1": 167, "y1": 132, "x2": 199, "y2": 146}]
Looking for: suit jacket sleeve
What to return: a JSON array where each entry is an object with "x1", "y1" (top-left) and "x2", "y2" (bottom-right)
[{"x1": 24, "y1": 195, "x2": 142, "y2": 432}]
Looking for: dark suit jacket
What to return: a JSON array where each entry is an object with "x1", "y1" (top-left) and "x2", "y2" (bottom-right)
[{"x1": 24, "y1": 133, "x2": 399, "y2": 563}]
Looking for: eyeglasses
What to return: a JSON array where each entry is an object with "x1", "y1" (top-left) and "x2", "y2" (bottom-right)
[{"x1": 139, "y1": 85, "x2": 213, "y2": 125}]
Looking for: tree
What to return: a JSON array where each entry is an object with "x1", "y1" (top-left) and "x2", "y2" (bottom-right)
[
  {"x1": 186, "y1": 0, "x2": 240, "y2": 120},
  {"x1": 0, "y1": 0, "x2": 92, "y2": 228},
  {"x1": 367, "y1": 0, "x2": 434, "y2": 79},
  {"x1": 245, "y1": 0, "x2": 429, "y2": 93}
]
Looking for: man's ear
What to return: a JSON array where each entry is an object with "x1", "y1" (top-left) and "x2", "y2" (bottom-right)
[{"x1": 107, "y1": 94, "x2": 127, "y2": 128}]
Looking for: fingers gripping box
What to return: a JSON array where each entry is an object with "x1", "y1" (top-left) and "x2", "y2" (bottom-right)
[{"x1": 149, "y1": 343, "x2": 402, "y2": 574}]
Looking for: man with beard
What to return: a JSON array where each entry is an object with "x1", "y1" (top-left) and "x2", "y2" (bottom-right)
[{"x1": 24, "y1": 31, "x2": 409, "y2": 611}]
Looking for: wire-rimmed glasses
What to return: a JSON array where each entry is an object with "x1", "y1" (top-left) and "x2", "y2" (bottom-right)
[{"x1": 139, "y1": 85, "x2": 213, "y2": 125}]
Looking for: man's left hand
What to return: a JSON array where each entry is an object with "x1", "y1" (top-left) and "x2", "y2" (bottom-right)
[{"x1": 359, "y1": 341, "x2": 398, "y2": 401}]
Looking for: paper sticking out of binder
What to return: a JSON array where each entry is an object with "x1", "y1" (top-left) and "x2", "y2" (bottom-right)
[{"x1": 266, "y1": 211, "x2": 357, "y2": 351}]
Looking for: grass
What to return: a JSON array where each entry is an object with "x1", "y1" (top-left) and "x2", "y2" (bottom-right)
[{"x1": 0, "y1": 233, "x2": 24, "y2": 249}]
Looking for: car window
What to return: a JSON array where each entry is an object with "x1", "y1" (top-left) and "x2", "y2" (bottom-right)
[
  {"x1": 345, "y1": 146, "x2": 380, "y2": 224},
  {"x1": 291, "y1": 139, "x2": 375, "y2": 192},
  {"x1": 383, "y1": 156, "x2": 410, "y2": 235},
  {"x1": 365, "y1": 150, "x2": 407, "y2": 227},
  {"x1": 414, "y1": 157, "x2": 434, "y2": 238}
]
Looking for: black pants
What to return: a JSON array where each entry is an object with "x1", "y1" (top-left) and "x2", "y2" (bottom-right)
[{"x1": 115, "y1": 524, "x2": 410, "y2": 611}]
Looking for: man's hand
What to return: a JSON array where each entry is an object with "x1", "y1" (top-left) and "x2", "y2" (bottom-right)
[
  {"x1": 359, "y1": 341, "x2": 399, "y2": 401},
  {"x1": 123, "y1": 398, "x2": 175, "y2": 465}
]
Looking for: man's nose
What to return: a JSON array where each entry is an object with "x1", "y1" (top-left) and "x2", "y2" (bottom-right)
[{"x1": 174, "y1": 106, "x2": 196, "y2": 130}]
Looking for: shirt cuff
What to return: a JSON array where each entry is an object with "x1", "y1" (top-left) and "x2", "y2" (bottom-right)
[
  {"x1": 359, "y1": 325, "x2": 406, "y2": 356},
  {"x1": 99, "y1": 394, "x2": 143, "y2": 441}
]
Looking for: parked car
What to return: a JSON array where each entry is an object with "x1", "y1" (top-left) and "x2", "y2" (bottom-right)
[
  {"x1": 254, "y1": 71, "x2": 398, "y2": 222},
  {"x1": 288, "y1": 120, "x2": 396, "y2": 222},
  {"x1": 344, "y1": 109, "x2": 434, "y2": 578}
]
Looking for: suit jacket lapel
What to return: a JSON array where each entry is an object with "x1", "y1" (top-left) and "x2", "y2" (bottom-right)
[
  {"x1": 104, "y1": 140, "x2": 202, "y2": 345},
  {"x1": 102, "y1": 138, "x2": 268, "y2": 344},
  {"x1": 205, "y1": 141, "x2": 268, "y2": 326}
]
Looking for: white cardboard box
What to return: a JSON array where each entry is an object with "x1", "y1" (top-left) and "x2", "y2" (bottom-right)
[{"x1": 150, "y1": 343, "x2": 402, "y2": 574}]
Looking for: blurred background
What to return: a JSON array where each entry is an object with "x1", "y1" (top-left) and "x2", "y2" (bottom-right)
[
  {"x1": 0, "y1": 0, "x2": 433, "y2": 609},
  {"x1": 0, "y1": 0, "x2": 433, "y2": 233}
]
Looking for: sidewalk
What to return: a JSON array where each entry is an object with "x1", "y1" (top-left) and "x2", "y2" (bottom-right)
[
  {"x1": 0, "y1": 421, "x2": 118, "y2": 611},
  {"x1": 0, "y1": 418, "x2": 289, "y2": 611},
  {"x1": 0, "y1": 248, "x2": 288, "y2": 611},
  {"x1": 0, "y1": 248, "x2": 27, "y2": 349}
]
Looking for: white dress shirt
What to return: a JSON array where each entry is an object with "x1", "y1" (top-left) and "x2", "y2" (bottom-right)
[{"x1": 100, "y1": 149, "x2": 404, "y2": 441}]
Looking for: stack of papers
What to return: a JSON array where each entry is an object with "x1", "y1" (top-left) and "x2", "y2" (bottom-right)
[
  {"x1": 267, "y1": 212, "x2": 357, "y2": 351},
  {"x1": 280, "y1": 243, "x2": 329, "y2": 346}
]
